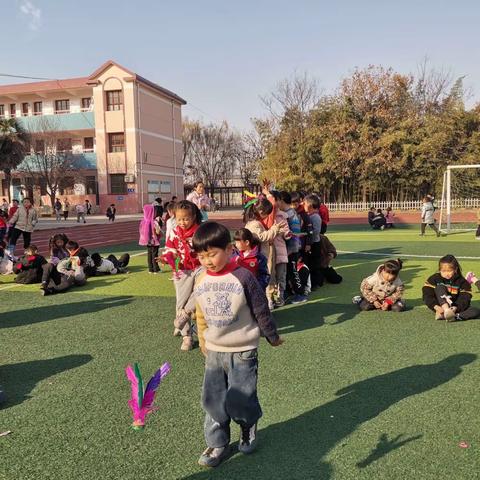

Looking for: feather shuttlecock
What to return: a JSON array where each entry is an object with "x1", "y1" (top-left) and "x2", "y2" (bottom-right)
[{"x1": 125, "y1": 362, "x2": 171, "y2": 430}]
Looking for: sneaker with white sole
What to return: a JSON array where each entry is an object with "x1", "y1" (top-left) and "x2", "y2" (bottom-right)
[
  {"x1": 291, "y1": 294, "x2": 308, "y2": 304},
  {"x1": 239, "y1": 423, "x2": 257, "y2": 454},
  {"x1": 444, "y1": 308, "x2": 456, "y2": 322},
  {"x1": 352, "y1": 295, "x2": 362, "y2": 305},
  {"x1": 173, "y1": 327, "x2": 182, "y2": 337},
  {"x1": 198, "y1": 446, "x2": 229, "y2": 467}
]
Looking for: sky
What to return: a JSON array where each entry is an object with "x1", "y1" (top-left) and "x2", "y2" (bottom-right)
[{"x1": 2, "y1": 0, "x2": 480, "y2": 131}]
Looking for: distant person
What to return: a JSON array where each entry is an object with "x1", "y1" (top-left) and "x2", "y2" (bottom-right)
[
  {"x1": 85, "y1": 199, "x2": 92, "y2": 215},
  {"x1": 7, "y1": 198, "x2": 38, "y2": 252},
  {"x1": 371, "y1": 209, "x2": 387, "y2": 230},
  {"x1": 0, "y1": 211, "x2": 7, "y2": 243},
  {"x1": 385, "y1": 206, "x2": 395, "y2": 228},
  {"x1": 152, "y1": 197, "x2": 164, "y2": 219},
  {"x1": 7, "y1": 199, "x2": 19, "y2": 221},
  {"x1": 13, "y1": 244, "x2": 47, "y2": 284},
  {"x1": 139, "y1": 204, "x2": 163, "y2": 274},
  {"x1": 54, "y1": 198, "x2": 62, "y2": 222},
  {"x1": 187, "y1": 181, "x2": 210, "y2": 222},
  {"x1": 368, "y1": 207, "x2": 375, "y2": 227},
  {"x1": 1, "y1": 198, "x2": 8, "y2": 213},
  {"x1": 75, "y1": 203, "x2": 86, "y2": 223},
  {"x1": 106, "y1": 204, "x2": 116, "y2": 222},
  {"x1": 420, "y1": 195, "x2": 440, "y2": 237},
  {"x1": 62, "y1": 198, "x2": 70, "y2": 221},
  {"x1": 318, "y1": 196, "x2": 330, "y2": 234}
]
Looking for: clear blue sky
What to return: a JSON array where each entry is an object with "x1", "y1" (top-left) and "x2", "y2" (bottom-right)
[{"x1": 2, "y1": 0, "x2": 479, "y2": 130}]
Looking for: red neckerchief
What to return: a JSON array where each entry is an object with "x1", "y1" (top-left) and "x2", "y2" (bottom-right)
[
  {"x1": 207, "y1": 259, "x2": 238, "y2": 276},
  {"x1": 296, "y1": 205, "x2": 305, "y2": 213},
  {"x1": 259, "y1": 218, "x2": 269, "y2": 230}
]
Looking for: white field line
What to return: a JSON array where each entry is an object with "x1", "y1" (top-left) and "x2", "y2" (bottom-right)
[{"x1": 338, "y1": 250, "x2": 480, "y2": 260}]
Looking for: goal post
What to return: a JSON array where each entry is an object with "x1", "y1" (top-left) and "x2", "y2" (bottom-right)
[{"x1": 438, "y1": 164, "x2": 480, "y2": 234}]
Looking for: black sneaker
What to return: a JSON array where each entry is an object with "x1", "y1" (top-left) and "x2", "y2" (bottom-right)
[
  {"x1": 198, "y1": 446, "x2": 229, "y2": 467},
  {"x1": 239, "y1": 423, "x2": 257, "y2": 454}
]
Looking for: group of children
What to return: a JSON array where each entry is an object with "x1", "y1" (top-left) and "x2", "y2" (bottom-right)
[
  {"x1": 0, "y1": 232, "x2": 130, "y2": 294},
  {"x1": 136, "y1": 190, "x2": 480, "y2": 469}
]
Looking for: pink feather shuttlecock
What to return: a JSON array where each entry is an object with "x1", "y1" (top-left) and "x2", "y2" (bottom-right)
[
  {"x1": 125, "y1": 362, "x2": 171, "y2": 430},
  {"x1": 160, "y1": 252, "x2": 181, "y2": 279}
]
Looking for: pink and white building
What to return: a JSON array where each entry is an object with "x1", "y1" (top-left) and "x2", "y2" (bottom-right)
[{"x1": 0, "y1": 60, "x2": 186, "y2": 213}]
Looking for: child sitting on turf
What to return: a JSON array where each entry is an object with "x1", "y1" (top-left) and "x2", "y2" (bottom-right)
[
  {"x1": 422, "y1": 255, "x2": 480, "y2": 321},
  {"x1": 355, "y1": 259, "x2": 406, "y2": 312},
  {"x1": 163, "y1": 200, "x2": 203, "y2": 351},
  {"x1": 185, "y1": 221, "x2": 283, "y2": 468},
  {"x1": 139, "y1": 204, "x2": 163, "y2": 274},
  {"x1": 41, "y1": 234, "x2": 69, "y2": 288},
  {"x1": 90, "y1": 252, "x2": 130, "y2": 275},
  {"x1": 13, "y1": 244, "x2": 46, "y2": 284},
  {"x1": 233, "y1": 228, "x2": 270, "y2": 290},
  {"x1": 41, "y1": 241, "x2": 88, "y2": 295},
  {"x1": 0, "y1": 240, "x2": 14, "y2": 274}
]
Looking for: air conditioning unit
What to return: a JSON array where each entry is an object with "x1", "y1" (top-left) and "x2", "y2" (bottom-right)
[{"x1": 124, "y1": 174, "x2": 135, "y2": 183}]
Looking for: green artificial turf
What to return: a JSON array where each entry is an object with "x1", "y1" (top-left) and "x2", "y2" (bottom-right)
[{"x1": 1, "y1": 226, "x2": 480, "y2": 479}]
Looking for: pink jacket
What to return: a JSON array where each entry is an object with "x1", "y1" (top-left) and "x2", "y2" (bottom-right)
[{"x1": 273, "y1": 211, "x2": 288, "y2": 264}]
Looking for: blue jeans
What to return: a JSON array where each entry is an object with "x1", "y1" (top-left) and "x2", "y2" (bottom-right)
[{"x1": 202, "y1": 349, "x2": 262, "y2": 448}]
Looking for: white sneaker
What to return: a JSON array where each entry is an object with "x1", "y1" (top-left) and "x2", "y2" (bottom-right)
[
  {"x1": 352, "y1": 295, "x2": 362, "y2": 305},
  {"x1": 198, "y1": 446, "x2": 229, "y2": 467}
]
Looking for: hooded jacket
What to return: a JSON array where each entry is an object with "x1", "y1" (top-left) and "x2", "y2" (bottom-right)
[
  {"x1": 360, "y1": 265, "x2": 404, "y2": 304},
  {"x1": 9, "y1": 205, "x2": 38, "y2": 232}
]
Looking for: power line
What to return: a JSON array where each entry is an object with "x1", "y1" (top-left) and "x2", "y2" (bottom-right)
[{"x1": 0, "y1": 73, "x2": 55, "y2": 81}]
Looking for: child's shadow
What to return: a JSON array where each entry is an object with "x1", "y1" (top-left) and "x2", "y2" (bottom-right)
[{"x1": 0, "y1": 354, "x2": 93, "y2": 408}]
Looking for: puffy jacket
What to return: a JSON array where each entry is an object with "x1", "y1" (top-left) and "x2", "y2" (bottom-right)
[
  {"x1": 9, "y1": 205, "x2": 38, "y2": 232},
  {"x1": 421, "y1": 202, "x2": 435, "y2": 224},
  {"x1": 360, "y1": 265, "x2": 404, "y2": 303}
]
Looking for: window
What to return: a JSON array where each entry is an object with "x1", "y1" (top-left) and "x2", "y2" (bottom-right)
[
  {"x1": 60, "y1": 176, "x2": 75, "y2": 195},
  {"x1": 108, "y1": 132, "x2": 125, "y2": 152},
  {"x1": 22, "y1": 103, "x2": 29, "y2": 116},
  {"x1": 110, "y1": 174, "x2": 127, "y2": 194},
  {"x1": 106, "y1": 90, "x2": 123, "y2": 111},
  {"x1": 85, "y1": 176, "x2": 97, "y2": 194},
  {"x1": 10, "y1": 104, "x2": 16, "y2": 117},
  {"x1": 57, "y1": 138, "x2": 72, "y2": 152},
  {"x1": 0, "y1": 105, "x2": 4, "y2": 118},
  {"x1": 83, "y1": 137, "x2": 94, "y2": 151},
  {"x1": 35, "y1": 139, "x2": 45, "y2": 153},
  {"x1": 55, "y1": 99, "x2": 70, "y2": 114},
  {"x1": 81, "y1": 97, "x2": 91, "y2": 110},
  {"x1": 33, "y1": 101, "x2": 42, "y2": 115}
]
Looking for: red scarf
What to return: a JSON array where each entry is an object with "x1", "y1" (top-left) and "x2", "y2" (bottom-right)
[{"x1": 174, "y1": 223, "x2": 200, "y2": 270}]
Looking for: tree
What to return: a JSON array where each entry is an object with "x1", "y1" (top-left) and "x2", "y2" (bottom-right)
[
  {"x1": 0, "y1": 118, "x2": 30, "y2": 201},
  {"x1": 182, "y1": 119, "x2": 239, "y2": 194},
  {"x1": 17, "y1": 117, "x2": 77, "y2": 208}
]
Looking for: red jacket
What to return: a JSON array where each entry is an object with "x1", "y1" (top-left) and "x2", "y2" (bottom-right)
[
  {"x1": 165, "y1": 224, "x2": 200, "y2": 271},
  {"x1": 319, "y1": 204, "x2": 330, "y2": 224}
]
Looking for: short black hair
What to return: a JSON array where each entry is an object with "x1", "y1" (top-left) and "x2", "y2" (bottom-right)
[
  {"x1": 192, "y1": 221, "x2": 231, "y2": 252},
  {"x1": 233, "y1": 227, "x2": 260, "y2": 248},
  {"x1": 66, "y1": 240, "x2": 79, "y2": 251},
  {"x1": 290, "y1": 191, "x2": 302, "y2": 204},
  {"x1": 304, "y1": 194, "x2": 320, "y2": 210},
  {"x1": 382, "y1": 258, "x2": 403, "y2": 275},
  {"x1": 91, "y1": 252, "x2": 102, "y2": 267},
  {"x1": 279, "y1": 191, "x2": 292, "y2": 205}
]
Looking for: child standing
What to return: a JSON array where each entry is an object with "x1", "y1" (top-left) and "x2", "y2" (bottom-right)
[
  {"x1": 278, "y1": 191, "x2": 307, "y2": 304},
  {"x1": 188, "y1": 222, "x2": 282, "y2": 468},
  {"x1": 0, "y1": 211, "x2": 7, "y2": 242},
  {"x1": 139, "y1": 204, "x2": 163, "y2": 274},
  {"x1": 165, "y1": 203, "x2": 177, "y2": 240},
  {"x1": 165, "y1": 200, "x2": 203, "y2": 351},
  {"x1": 385, "y1": 206, "x2": 395, "y2": 228},
  {"x1": 423, "y1": 255, "x2": 480, "y2": 321},
  {"x1": 304, "y1": 194, "x2": 323, "y2": 289},
  {"x1": 318, "y1": 196, "x2": 330, "y2": 234},
  {"x1": 233, "y1": 228, "x2": 270, "y2": 290},
  {"x1": 420, "y1": 195, "x2": 440, "y2": 237},
  {"x1": 106, "y1": 204, "x2": 116, "y2": 222},
  {"x1": 354, "y1": 259, "x2": 405, "y2": 311}
]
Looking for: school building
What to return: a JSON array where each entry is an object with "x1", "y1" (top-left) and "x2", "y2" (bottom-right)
[{"x1": 0, "y1": 60, "x2": 186, "y2": 213}]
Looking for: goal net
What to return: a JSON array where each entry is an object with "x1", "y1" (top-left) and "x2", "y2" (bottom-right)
[{"x1": 438, "y1": 164, "x2": 480, "y2": 234}]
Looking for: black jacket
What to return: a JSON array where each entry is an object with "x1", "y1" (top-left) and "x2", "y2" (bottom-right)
[{"x1": 422, "y1": 272, "x2": 472, "y2": 312}]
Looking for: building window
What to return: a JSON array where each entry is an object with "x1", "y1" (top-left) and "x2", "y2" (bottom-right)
[
  {"x1": 84, "y1": 137, "x2": 94, "y2": 152},
  {"x1": 34, "y1": 139, "x2": 45, "y2": 153},
  {"x1": 55, "y1": 99, "x2": 70, "y2": 114},
  {"x1": 22, "y1": 103, "x2": 29, "y2": 116},
  {"x1": 110, "y1": 174, "x2": 127, "y2": 194},
  {"x1": 85, "y1": 176, "x2": 97, "y2": 194},
  {"x1": 33, "y1": 101, "x2": 42, "y2": 115},
  {"x1": 0, "y1": 105, "x2": 4, "y2": 118},
  {"x1": 57, "y1": 138, "x2": 72, "y2": 152},
  {"x1": 106, "y1": 90, "x2": 123, "y2": 111},
  {"x1": 10, "y1": 104, "x2": 16, "y2": 117},
  {"x1": 60, "y1": 176, "x2": 75, "y2": 195},
  {"x1": 108, "y1": 132, "x2": 125, "y2": 153},
  {"x1": 81, "y1": 97, "x2": 92, "y2": 111}
]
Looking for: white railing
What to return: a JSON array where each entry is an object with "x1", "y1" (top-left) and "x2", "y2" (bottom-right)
[{"x1": 325, "y1": 198, "x2": 480, "y2": 212}]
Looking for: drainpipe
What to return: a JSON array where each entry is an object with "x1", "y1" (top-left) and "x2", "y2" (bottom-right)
[
  {"x1": 172, "y1": 101, "x2": 177, "y2": 196},
  {"x1": 136, "y1": 82, "x2": 144, "y2": 207}
]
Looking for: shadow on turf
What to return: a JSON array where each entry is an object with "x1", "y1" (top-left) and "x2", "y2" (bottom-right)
[
  {"x1": 0, "y1": 296, "x2": 133, "y2": 329},
  {"x1": 184, "y1": 353, "x2": 476, "y2": 479},
  {"x1": 0, "y1": 354, "x2": 92, "y2": 408}
]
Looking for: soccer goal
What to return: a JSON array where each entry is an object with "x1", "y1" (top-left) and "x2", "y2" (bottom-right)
[{"x1": 438, "y1": 164, "x2": 480, "y2": 234}]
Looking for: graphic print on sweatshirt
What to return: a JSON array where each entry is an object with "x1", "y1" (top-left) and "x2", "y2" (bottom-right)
[{"x1": 195, "y1": 280, "x2": 244, "y2": 327}]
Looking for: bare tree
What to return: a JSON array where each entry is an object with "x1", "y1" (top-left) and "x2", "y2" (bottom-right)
[
  {"x1": 236, "y1": 130, "x2": 262, "y2": 186},
  {"x1": 17, "y1": 117, "x2": 78, "y2": 207},
  {"x1": 182, "y1": 119, "x2": 239, "y2": 194}
]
